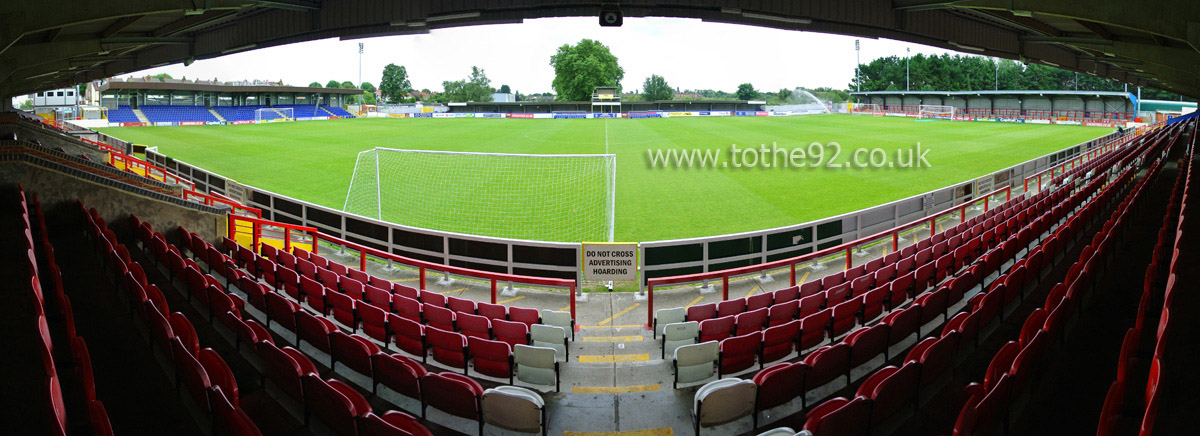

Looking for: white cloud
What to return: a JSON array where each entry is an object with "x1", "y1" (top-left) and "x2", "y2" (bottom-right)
[{"x1": 17, "y1": 16, "x2": 962, "y2": 106}]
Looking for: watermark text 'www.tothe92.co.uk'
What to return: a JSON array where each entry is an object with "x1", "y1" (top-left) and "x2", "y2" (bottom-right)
[{"x1": 646, "y1": 142, "x2": 932, "y2": 169}]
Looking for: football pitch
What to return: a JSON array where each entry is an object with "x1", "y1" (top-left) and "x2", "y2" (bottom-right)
[{"x1": 99, "y1": 114, "x2": 1111, "y2": 242}]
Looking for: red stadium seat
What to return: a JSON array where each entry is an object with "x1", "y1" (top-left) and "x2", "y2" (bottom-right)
[
  {"x1": 477, "y1": 302, "x2": 507, "y2": 321},
  {"x1": 424, "y1": 304, "x2": 456, "y2": 332},
  {"x1": 372, "y1": 352, "x2": 427, "y2": 398},
  {"x1": 468, "y1": 336, "x2": 514, "y2": 381},
  {"x1": 861, "y1": 288, "x2": 888, "y2": 322},
  {"x1": 199, "y1": 349, "x2": 239, "y2": 407},
  {"x1": 169, "y1": 312, "x2": 200, "y2": 356},
  {"x1": 845, "y1": 323, "x2": 889, "y2": 367},
  {"x1": 799, "y1": 308, "x2": 832, "y2": 350},
  {"x1": 421, "y1": 372, "x2": 483, "y2": 427},
  {"x1": 448, "y1": 296, "x2": 477, "y2": 315},
  {"x1": 882, "y1": 305, "x2": 920, "y2": 347},
  {"x1": 209, "y1": 386, "x2": 260, "y2": 436},
  {"x1": 825, "y1": 283, "x2": 850, "y2": 305},
  {"x1": 804, "y1": 342, "x2": 851, "y2": 392},
  {"x1": 392, "y1": 295, "x2": 422, "y2": 323},
  {"x1": 802, "y1": 397, "x2": 870, "y2": 436},
  {"x1": 342, "y1": 278, "x2": 365, "y2": 301},
  {"x1": 776, "y1": 285, "x2": 801, "y2": 302},
  {"x1": 915, "y1": 286, "x2": 949, "y2": 325},
  {"x1": 687, "y1": 303, "x2": 717, "y2": 322},
  {"x1": 718, "y1": 332, "x2": 761, "y2": 376},
  {"x1": 508, "y1": 307, "x2": 540, "y2": 327},
  {"x1": 798, "y1": 281, "x2": 821, "y2": 299},
  {"x1": 426, "y1": 326, "x2": 469, "y2": 371},
  {"x1": 761, "y1": 320, "x2": 800, "y2": 365},
  {"x1": 717, "y1": 299, "x2": 746, "y2": 318},
  {"x1": 830, "y1": 297, "x2": 862, "y2": 337},
  {"x1": 359, "y1": 303, "x2": 388, "y2": 343},
  {"x1": 393, "y1": 284, "x2": 419, "y2": 300},
  {"x1": 754, "y1": 361, "x2": 808, "y2": 415},
  {"x1": 296, "y1": 310, "x2": 336, "y2": 355},
  {"x1": 493, "y1": 319, "x2": 529, "y2": 349},
  {"x1": 858, "y1": 363, "x2": 919, "y2": 425},
  {"x1": 699, "y1": 315, "x2": 735, "y2": 343},
  {"x1": 799, "y1": 293, "x2": 825, "y2": 318},
  {"x1": 734, "y1": 307, "x2": 768, "y2": 336},
  {"x1": 387, "y1": 314, "x2": 426, "y2": 359},
  {"x1": 767, "y1": 300, "x2": 799, "y2": 327},
  {"x1": 358, "y1": 411, "x2": 434, "y2": 436},
  {"x1": 326, "y1": 291, "x2": 358, "y2": 330},
  {"x1": 419, "y1": 290, "x2": 447, "y2": 307},
  {"x1": 258, "y1": 343, "x2": 318, "y2": 401},
  {"x1": 746, "y1": 293, "x2": 773, "y2": 311},
  {"x1": 458, "y1": 313, "x2": 492, "y2": 340},
  {"x1": 907, "y1": 332, "x2": 959, "y2": 388},
  {"x1": 984, "y1": 341, "x2": 1020, "y2": 391},
  {"x1": 302, "y1": 375, "x2": 372, "y2": 436},
  {"x1": 331, "y1": 331, "x2": 382, "y2": 375}
]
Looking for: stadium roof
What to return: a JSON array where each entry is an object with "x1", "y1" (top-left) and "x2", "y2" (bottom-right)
[
  {"x1": 2, "y1": 1, "x2": 1199, "y2": 99},
  {"x1": 96, "y1": 78, "x2": 362, "y2": 95}
]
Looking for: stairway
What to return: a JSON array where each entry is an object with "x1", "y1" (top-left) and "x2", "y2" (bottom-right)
[
  {"x1": 132, "y1": 108, "x2": 150, "y2": 123},
  {"x1": 207, "y1": 107, "x2": 226, "y2": 122},
  {"x1": 318, "y1": 105, "x2": 337, "y2": 117},
  {"x1": 270, "y1": 108, "x2": 287, "y2": 119}
]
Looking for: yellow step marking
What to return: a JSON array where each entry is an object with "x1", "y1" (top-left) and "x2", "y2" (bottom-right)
[
  {"x1": 580, "y1": 324, "x2": 642, "y2": 329},
  {"x1": 580, "y1": 336, "x2": 644, "y2": 343},
  {"x1": 798, "y1": 270, "x2": 811, "y2": 285},
  {"x1": 742, "y1": 283, "x2": 760, "y2": 300},
  {"x1": 437, "y1": 287, "x2": 467, "y2": 294},
  {"x1": 564, "y1": 429, "x2": 673, "y2": 436},
  {"x1": 389, "y1": 277, "x2": 419, "y2": 283},
  {"x1": 572, "y1": 384, "x2": 660, "y2": 394},
  {"x1": 556, "y1": 305, "x2": 572, "y2": 312},
  {"x1": 578, "y1": 354, "x2": 650, "y2": 363},
  {"x1": 497, "y1": 296, "x2": 526, "y2": 305},
  {"x1": 683, "y1": 295, "x2": 704, "y2": 308},
  {"x1": 597, "y1": 303, "x2": 640, "y2": 326}
]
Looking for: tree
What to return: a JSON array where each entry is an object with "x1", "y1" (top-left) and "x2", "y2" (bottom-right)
[
  {"x1": 380, "y1": 64, "x2": 412, "y2": 103},
  {"x1": 642, "y1": 74, "x2": 673, "y2": 101},
  {"x1": 151, "y1": 73, "x2": 173, "y2": 81},
  {"x1": 308, "y1": 82, "x2": 322, "y2": 88},
  {"x1": 442, "y1": 66, "x2": 494, "y2": 102},
  {"x1": 325, "y1": 80, "x2": 342, "y2": 89},
  {"x1": 736, "y1": 83, "x2": 759, "y2": 101},
  {"x1": 776, "y1": 88, "x2": 794, "y2": 104},
  {"x1": 498, "y1": 84, "x2": 511, "y2": 94},
  {"x1": 549, "y1": 39, "x2": 624, "y2": 101},
  {"x1": 18, "y1": 99, "x2": 32, "y2": 109},
  {"x1": 358, "y1": 82, "x2": 377, "y2": 105}
]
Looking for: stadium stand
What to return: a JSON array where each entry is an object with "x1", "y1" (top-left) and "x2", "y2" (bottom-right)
[
  {"x1": 107, "y1": 105, "x2": 141, "y2": 123},
  {"x1": 139, "y1": 105, "x2": 219, "y2": 124},
  {"x1": 325, "y1": 105, "x2": 356, "y2": 118}
]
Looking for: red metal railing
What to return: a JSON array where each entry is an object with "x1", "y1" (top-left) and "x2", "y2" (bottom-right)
[
  {"x1": 110, "y1": 152, "x2": 196, "y2": 189},
  {"x1": 314, "y1": 232, "x2": 579, "y2": 327},
  {"x1": 228, "y1": 214, "x2": 316, "y2": 255},
  {"x1": 644, "y1": 185, "x2": 1012, "y2": 329}
]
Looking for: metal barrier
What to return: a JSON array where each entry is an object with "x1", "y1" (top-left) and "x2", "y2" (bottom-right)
[{"x1": 643, "y1": 185, "x2": 1011, "y2": 329}]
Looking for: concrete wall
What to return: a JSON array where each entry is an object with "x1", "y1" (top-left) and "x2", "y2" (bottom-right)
[
  {"x1": 0, "y1": 122, "x2": 109, "y2": 163},
  {"x1": 0, "y1": 161, "x2": 227, "y2": 245}
]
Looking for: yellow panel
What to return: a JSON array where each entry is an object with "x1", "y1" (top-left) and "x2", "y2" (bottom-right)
[{"x1": 580, "y1": 336, "x2": 644, "y2": 343}]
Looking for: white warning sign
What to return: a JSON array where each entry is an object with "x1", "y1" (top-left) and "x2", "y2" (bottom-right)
[{"x1": 582, "y1": 242, "x2": 638, "y2": 282}]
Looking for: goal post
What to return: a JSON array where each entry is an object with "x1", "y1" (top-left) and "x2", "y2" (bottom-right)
[
  {"x1": 255, "y1": 107, "x2": 294, "y2": 123},
  {"x1": 343, "y1": 148, "x2": 616, "y2": 242},
  {"x1": 918, "y1": 105, "x2": 957, "y2": 120},
  {"x1": 851, "y1": 103, "x2": 882, "y2": 116}
]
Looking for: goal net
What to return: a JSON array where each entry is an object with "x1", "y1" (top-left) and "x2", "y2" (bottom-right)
[
  {"x1": 343, "y1": 148, "x2": 616, "y2": 242},
  {"x1": 918, "y1": 105, "x2": 956, "y2": 120},
  {"x1": 256, "y1": 107, "x2": 294, "y2": 123},
  {"x1": 851, "y1": 103, "x2": 883, "y2": 116}
]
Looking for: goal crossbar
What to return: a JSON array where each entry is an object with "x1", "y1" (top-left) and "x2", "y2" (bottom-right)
[{"x1": 343, "y1": 148, "x2": 617, "y2": 242}]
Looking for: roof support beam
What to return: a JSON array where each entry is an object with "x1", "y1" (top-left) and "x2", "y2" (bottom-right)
[{"x1": 99, "y1": 16, "x2": 143, "y2": 39}]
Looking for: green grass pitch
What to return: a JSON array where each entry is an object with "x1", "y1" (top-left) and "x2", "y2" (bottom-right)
[{"x1": 99, "y1": 114, "x2": 1111, "y2": 242}]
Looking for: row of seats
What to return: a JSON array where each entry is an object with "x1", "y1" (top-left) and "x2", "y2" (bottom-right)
[
  {"x1": 140, "y1": 218, "x2": 552, "y2": 435},
  {"x1": 949, "y1": 119, "x2": 1185, "y2": 436},
  {"x1": 1097, "y1": 118, "x2": 1195, "y2": 436},
  {"x1": 139, "y1": 105, "x2": 220, "y2": 123},
  {"x1": 108, "y1": 105, "x2": 140, "y2": 123},
  {"x1": 688, "y1": 152, "x2": 1122, "y2": 436},
  {"x1": 736, "y1": 124, "x2": 1162, "y2": 436},
  {"x1": 207, "y1": 236, "x2": 571, "y2": 386},
  {"x1": 659, "y1": 159, "x2": 1081, "y2": 390},
  {"x1": 18, "y1": 188, "x2": 114, "y2": 435}
]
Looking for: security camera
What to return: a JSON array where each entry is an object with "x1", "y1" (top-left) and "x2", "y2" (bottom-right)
[{"x1": 599, "y1": 4, "x2": 622, "y2": 27}]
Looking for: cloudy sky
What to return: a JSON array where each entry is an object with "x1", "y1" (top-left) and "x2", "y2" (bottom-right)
[{"x1": 18, "y1": 16, "x2": 962, "y2": 103}]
